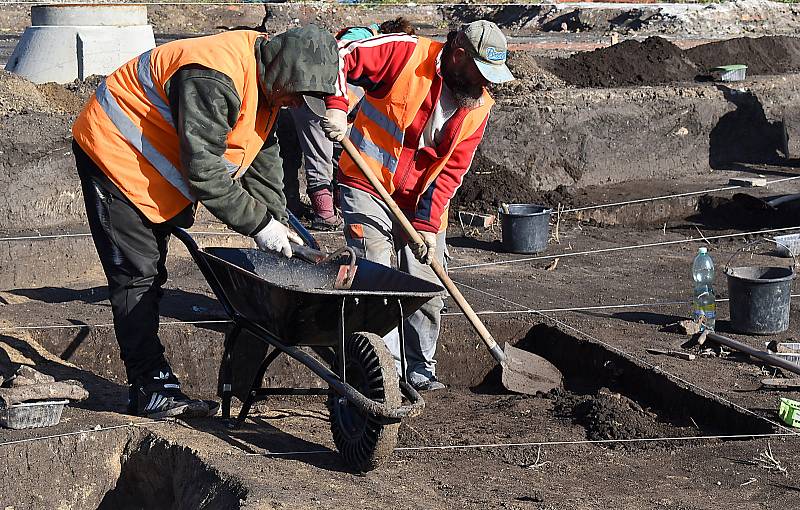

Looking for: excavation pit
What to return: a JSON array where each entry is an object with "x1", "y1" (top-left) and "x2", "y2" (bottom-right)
[{"x1": 0, "y1": 426, "x2": 246, "y2": 509}]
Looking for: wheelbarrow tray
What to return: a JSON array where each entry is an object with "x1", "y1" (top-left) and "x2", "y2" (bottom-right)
[{"x1": 200, "y1": 247, "x2": 445, "y2": 346}]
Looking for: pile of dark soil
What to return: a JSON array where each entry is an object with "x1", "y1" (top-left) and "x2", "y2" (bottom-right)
[
  {"x1": 550, "y1": 387, "x2": 675, "y2": 443},
  {"x1": 686, "y1": 35, "x2": 800, "y2": 75},
  {"x1": 540, "y1": 36, "x2": 698, "y2": 88},
  {"x1": 454, "y1": 167, "x2": 575, "y2": 214},
  {"x1": 540, "y1": 35, "x2": 800, "y2": 88}
]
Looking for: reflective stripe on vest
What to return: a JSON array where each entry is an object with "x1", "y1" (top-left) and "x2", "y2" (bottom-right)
[
  {"x1": 137, "y1": 51, "x2": 240, "y2": 177},
  {"x1": 350, "y1": 126, "x2": 398, "y2": 173},
  {"x1": 348, "y1": 93, "x2": 403, "y2": 173},
  {"x1": 138, "y1": 51, "x2": 174, "y2": 127},
  {"x1": 95, "y1": 79, "x2": 196, "y2": 202},
  {"x1": 98, "y1": 54, "x2": 240, "y2": 198},
  {"x1": 359, "y1": 100, "x2": 403, "y2": 143}
]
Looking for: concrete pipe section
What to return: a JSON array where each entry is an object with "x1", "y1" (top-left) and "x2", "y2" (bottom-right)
[{"x1": 5, "y1": 4, "x2": 155, "y2": 84}]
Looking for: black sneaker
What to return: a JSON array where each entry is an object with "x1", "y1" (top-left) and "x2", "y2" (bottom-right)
[{"x1": 129, "y1": 369, "x2": 218, "y2": 419}]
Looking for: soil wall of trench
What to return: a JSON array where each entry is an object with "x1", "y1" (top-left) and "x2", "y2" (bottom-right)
[
  {"x1": 0, "y1": 426, "x2": 246, "y2": 509},
  {"x1": 3, "y1": 74, "x2": 800, "y2": 237},
  {"x1": 480, "y1": 75, "x2": 800, "y2": 192}
]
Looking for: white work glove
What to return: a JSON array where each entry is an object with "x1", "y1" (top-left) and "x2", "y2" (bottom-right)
[
  {"x1": 320, "y1": 108, "x2": 348, "y2": 142},
  {"x1": 410, "y1": 231, "x2": 437, "y2": 265},
  {"x1": 253, "y1": 218, "x2": 304, "y2": 258}
]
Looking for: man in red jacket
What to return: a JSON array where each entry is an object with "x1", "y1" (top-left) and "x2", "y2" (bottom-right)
[{"x1": 321, "y1": 21, "x2": 514, "y2": 390}]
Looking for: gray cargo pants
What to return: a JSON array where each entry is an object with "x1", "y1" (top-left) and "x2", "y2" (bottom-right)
[
  {"x1": 290, "y1": 101, "x2": 338, "y2": 193},
  {"x1": 339, "y1": 185, "x2": 446, "y2": 386}
]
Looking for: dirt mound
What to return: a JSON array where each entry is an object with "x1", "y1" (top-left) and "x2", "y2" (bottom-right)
[
  {"x1": 540, "y1": 36, "x2": 698, "y2": 88},
  {"x1": 551, "y1": 388, "x2": 675, "y2": 443},
  {"x1": 453, "y1": 166, "x2": 575, "y2": 214},
  {"x1": 0, "y1": 71, "x2": 97, "y2": 117},
  {"x1": 493, "y1": 52, "x2": 565, "y2": 96},
  {"x1": 0, "y1": 70, "x2": 48, "y2": 116},
  {"x1": 539, "y1": 35, "x2": 800, "y2": 88},
  {"x1": 686, "y1": 35, "x2": 800, "y2": 75}
]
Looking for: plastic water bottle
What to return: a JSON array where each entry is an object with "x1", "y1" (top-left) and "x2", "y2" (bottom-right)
[{"x1": 692, "y1": 247, "x2": 716, "y2": 330}]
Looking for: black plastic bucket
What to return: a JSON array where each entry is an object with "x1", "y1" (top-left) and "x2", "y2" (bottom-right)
[
  {"x1": 726, "y1": 266, "x2": 795, "y2": 335},
  {"x1": 499, "y1": 204, "x2": 552, "y2": 254}
]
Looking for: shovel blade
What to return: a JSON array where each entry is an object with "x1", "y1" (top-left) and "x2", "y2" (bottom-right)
[{"x1": 501, "y1": 343, "x2": 563, "y2": 395}]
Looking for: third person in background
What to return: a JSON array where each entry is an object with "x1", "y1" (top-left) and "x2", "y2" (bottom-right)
[{"x1": 290, "y1": 18, "x2": 416, "y2": 230}]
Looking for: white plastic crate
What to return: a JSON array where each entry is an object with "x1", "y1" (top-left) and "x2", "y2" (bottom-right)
[
  {"x1": 711, "y1": 64, "x2": 747, "y2": 82},
  {"x1": 766, "y1": 342, "x2": 800, "y2": 366},
  {"x1": 0, "y1": 400, "x2": 68, "y2": 429},
  {"x1": 774, "y1": 234, "x2": 800, "y2": 258}
]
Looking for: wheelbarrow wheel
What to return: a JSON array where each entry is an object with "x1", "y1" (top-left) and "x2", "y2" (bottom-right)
[{"x1": 329, "y1": 331, "x2": 400, "y2": 471}]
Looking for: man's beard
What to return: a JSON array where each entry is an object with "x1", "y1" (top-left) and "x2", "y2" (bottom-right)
[{"x1": 442, "y1": 62, "x2": 483, "y2": 109}]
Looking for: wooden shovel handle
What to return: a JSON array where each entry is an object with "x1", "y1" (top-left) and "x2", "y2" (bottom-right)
[{"x1": 341, "y1": 139, "x2": 506, "y2": 363}]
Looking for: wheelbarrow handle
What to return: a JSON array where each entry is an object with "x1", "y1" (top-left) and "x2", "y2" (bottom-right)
[
  {"x1": 340, "y1": 138, "x2": 506, "y2": 364},
  {"x1": 287, "y1": 210, "x2": 320, "y2": 250},
  {"x1": 291, "y1": 243, "x2": 327, "y2": 264}
]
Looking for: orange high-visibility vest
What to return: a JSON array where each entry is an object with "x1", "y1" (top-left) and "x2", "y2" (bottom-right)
[
  {"x1": 339, "y1": 37, "x2": 494, "y2": 214},
  {"x1": 73, "y1": 30, "x2": 277, "y2": 223}
]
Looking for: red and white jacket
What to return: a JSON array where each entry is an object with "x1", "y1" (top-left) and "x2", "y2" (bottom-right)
[{"x1": 328, "y1": 34, "x2": 492, "y2": 233}]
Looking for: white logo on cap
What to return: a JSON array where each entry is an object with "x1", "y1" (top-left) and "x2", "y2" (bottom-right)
[{"x1": 486, "y1": 47, "x2": 506, "y2": 62}]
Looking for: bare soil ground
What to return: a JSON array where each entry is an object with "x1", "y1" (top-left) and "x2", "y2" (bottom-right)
[{"x1": 4, "y1": 200, "x2": 800, "y2": 507}]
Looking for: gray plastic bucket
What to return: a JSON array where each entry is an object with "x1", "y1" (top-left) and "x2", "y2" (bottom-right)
[
  {"x1": 499, "y1": 204, "x2": 552, "y2": 254},
  {"x1": 726, "y1": 266, "x2": 795, "y2": 335}
]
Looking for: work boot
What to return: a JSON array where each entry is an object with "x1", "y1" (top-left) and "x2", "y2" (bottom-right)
[
  {"x1": 128, "y1": 368, "x2": 218, "y2": 419},
  {"x1": 410, "y1": 376, "x2": 446, "y2": 392},
  {"x1": 309, "y1": 187, "x2": 343, "y2": 231}
]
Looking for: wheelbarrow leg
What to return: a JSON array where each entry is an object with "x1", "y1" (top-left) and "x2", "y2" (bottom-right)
[
  {"x1": 220, "y1": 322, "x2": 242, "y2": 420},
  {"x1": 230, "y1": 346, "x2": 282, "y2": 429},
  {"x1": 397, "y1": 299, "x2": 407, "y2": 382}
]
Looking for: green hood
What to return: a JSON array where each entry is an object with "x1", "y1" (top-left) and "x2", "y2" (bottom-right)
[{"x1": 256, "y1": 25, "x2": 338, "y2": 97}]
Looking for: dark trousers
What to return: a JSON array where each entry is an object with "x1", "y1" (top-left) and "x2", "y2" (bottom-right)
[{"x1": 73, "y1": 141, "x2": 176, "y2": 384}]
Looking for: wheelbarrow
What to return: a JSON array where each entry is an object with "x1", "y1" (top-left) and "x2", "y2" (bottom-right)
[{"x1": 172, "y1": 227, "x2": 445, "y2": 471}]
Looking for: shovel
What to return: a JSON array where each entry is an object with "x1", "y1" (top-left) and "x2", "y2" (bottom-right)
[{"x1": 340, "y1": 138, "x2": 562, "y2": 395}]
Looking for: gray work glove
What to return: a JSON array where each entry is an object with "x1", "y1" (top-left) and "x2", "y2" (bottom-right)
[
  {"x1": 320, "y1": 108, "x2": 347, "y2": 142},
  {"x1": 253, "y1": 218, "x2": 304, "y2": 258},
  {"x1": 410, "y1": 231, "x2": 437, "y2": 265}
]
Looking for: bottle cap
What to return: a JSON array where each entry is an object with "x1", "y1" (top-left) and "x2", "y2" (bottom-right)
[{"x1": 698, "y1": 247, "x2": 708, "y2": 254}]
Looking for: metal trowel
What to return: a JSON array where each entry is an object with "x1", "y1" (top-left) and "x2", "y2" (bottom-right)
[{"x1": 291, "y1": 244, "x2": 357, "y2": 290}]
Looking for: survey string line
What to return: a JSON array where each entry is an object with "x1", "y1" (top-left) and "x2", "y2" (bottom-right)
[
  {"x1": 562, "y1": 174, "x2": 800, "y2": 214},
  {"x1": 4, "y1": 172, "x2": 799, "y2": 244},
  {"x1": 1, "y1": 1, "x2": 695, "y2": 6},
  {"x1": 243, "y1": 431, "x2": 800, "y2": 457},
  {"x1": 0, "y1": 229, "x2": 340, "y2": 243},
  {"x1": 442, "y1": 294, "x2": 800, "y2": 317},
  {"x1": 5, "y1": 294, "x2": 800, "y2": 331},
  {"x1": 449, "y1": 226, "x2": 800, "y2": 271},
  {"x1": 452, "y1": 280, "x2": 797, "y2": 434},
  {"x1": 0, "y1": 319, "x2": 232, "y2": 332},
  {"x1": 0, "y1": 419, "x2": 169, "y2": 449}
]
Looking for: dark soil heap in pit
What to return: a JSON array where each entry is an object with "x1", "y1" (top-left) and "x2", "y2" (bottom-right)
[
  {"x1": 540, "y1": 36, "x2": 698, "y2": 88},
  {"x1": 539, "y1": 35, "x2": 800, "y2": 88},
  {"x1": 550, "y1": 388, "x2": 682, "y2": 444},
  {"x1": 453, "y1": 167, "x2": 575, "y2": 214},
  {"x1": 686, "y1": 35, "x2": 800, "y2": 75}
]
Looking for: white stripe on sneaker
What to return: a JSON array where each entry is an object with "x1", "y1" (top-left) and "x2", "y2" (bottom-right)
[{"x1": 146, "y1": 393, "x2": 159, "y2": 411}]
